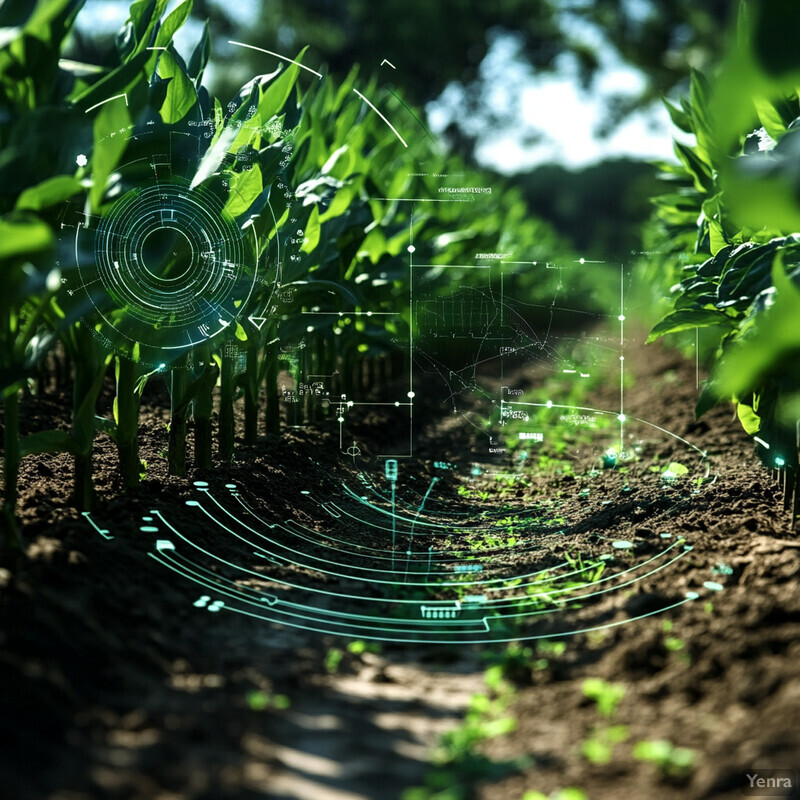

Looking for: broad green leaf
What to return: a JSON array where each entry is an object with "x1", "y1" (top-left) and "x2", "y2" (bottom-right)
[
  {"x1": 754, "y1": 95, "x2": 788, "y2": 141},
  {"x1": 0, "y1": 215, "x2": 53, "y2": 259},
  {"x1": 155, "y1": 0, "x2": 192, "y2": 48},
  {"x1": 258, "y1": 46, "x2": 308, "y2": 121},
  {"x1": 224, "y1": 164, "x2": 262, "y2": 217},
  {"x1": 90, "y1": 96, "x2": 131, "y2": 212},
  {"x1": 736, "y1": 399, "x2": 761, "y2": 434},
  {"x1": 674, "y1": 141, "x2": 714, "y2": 194},
  {"x1": 663, "y1": 97, "x2": 693, "y2": 134},
  {"x1": 16, "y1": 175, "x2": 82, "y2": 211},
  {"x1": 70, "y1": 50, "x2": 148, "y2": 111},
  {"x1": 300, "y1": 204, "x2": 320, "y2": 254},
  {"x1": 647, "y1": 309, "x2": 735, "y2": 342},
  {"x1": 188, "y1": 19, "x2": 209, "y2": 82},
  {"x1": 157, "y1": 50, "x2": 196, "y2": 123},
  {"x1": 716, "y1": 252, "x2": 800, "y2": 395}
]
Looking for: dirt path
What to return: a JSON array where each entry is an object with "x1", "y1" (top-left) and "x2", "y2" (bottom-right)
[{"x1": 2, "y1": 330, "x2": 798, "y2": 800}]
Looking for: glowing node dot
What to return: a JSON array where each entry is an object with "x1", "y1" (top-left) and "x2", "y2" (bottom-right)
[
  {"x1": 704, "y1": 581, "x2": 724, "y2": 592},
  {"x1": 617, "y1": 413, "x2": 626, "y2": 422},
  {"x1": 579, "y1": 257, "x2": 585, "y2": 264},
  {"x1": 339, "y1": 312, "x2": 343, "y2": 317},
  {"x1": 620, "y1": 356, "x2": 625, "y2": 361},
  {"x1": 407, "y1": 391, "x2": 415, "y2": 398},
  {"x1": 618, "y1": 314, "x2": 625, "y2": 321},
  {"x1": 685, "y1": 591, "x2": 700, "y2": 600},
  {"x1": 407, "y1": 245, "x2": 416, "y2": 253},
  {"x1": 76, "y1": 154, "x2": 88, "y2": 167},
  {"x1": 337, "y1": 416, "x2": 345, "y2": 423},
  {"x1": 395, "y1": 401, "x2": 400, "y2": 407},
  {"x1": 306, "y1": 325, "x2": 314, "y2": 333},
  {"x1": 367, "y1": 311, "x2": 372, "y2": 316},
  {"x1": 546, "y1": 400, "x2": 553, "y2": 408},
  {"x1": 347, "y1": 401, "x2": 354, "y2": 407}
]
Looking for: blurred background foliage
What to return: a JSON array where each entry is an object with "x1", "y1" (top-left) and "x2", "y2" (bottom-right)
[{"x1": 63, "y1": 0, "x2": 735, "y2": 262}]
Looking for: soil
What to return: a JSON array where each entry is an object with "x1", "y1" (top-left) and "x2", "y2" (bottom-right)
[{"x1": 1, "y1": 328, "x2": 798, "y2": 800}]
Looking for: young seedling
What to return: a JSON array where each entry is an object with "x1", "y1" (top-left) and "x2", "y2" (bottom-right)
[{"x1": 633, "y1": 739, "x2": 696, "y2": 781}]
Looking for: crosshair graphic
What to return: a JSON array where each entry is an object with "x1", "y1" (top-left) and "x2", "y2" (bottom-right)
[
  {"x1": 60, "y1": 117, "x2": 282, "y2": 366},
  {"x1": 89, "y1": 177, "x2": 252, "y2": 347}
]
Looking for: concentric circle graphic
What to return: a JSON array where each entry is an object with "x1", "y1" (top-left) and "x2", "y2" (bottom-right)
[
  {"x1": 60, "y1": 119, "x2": 285, "y2": 366},
  {"x1": 89, "y1": 178, "x2": 252, "y2": 348}
]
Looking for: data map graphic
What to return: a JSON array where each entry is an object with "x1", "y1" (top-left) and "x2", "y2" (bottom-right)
[{"x1": 74, "y1": 42, "x2": 721, "y2": 646}]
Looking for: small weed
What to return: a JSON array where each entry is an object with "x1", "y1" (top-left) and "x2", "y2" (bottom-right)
[
  {"x1": 633, "y1": 739, "x2": 696, "y2": 781},
  {"x1": 324, "y1": 648, "x2": 343, "y2": 674},
  {"x1": 582, "y1": 678, "x2": 625, "y2": 718},
  {"x1": 245, "y1": 690, "x2": 290, "y2": 711},
  {"x1": 523, "y1": 789, "x2": 588, "y2": 800}
]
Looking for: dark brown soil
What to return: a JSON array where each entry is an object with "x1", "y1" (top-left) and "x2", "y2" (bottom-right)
[{"x1": 1, "y1": 330, "x2": 798, "y2": 800}]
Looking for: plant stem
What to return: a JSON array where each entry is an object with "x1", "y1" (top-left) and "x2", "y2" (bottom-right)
[
  {"x1": 115, "y1": 357, "x2": 142, "y2": 489},
  {"x1": 71, "y1": 324, "x2": 106, "y2": 511},
  {"x1": 193, "y1": 356, "x2": 216, "y2": 470},
  {"x1": 218, "y1": 353, "x2": 235, "y2": 460},
  {"x1": 264, "y1": 334, "x2": 280, "y2": 436},
  {"x1": 168, "y1": 362, "x2": 189, "y2": 477},
  {"x1": 244, "y1": 340, "x2": 259, "y2": 445}
]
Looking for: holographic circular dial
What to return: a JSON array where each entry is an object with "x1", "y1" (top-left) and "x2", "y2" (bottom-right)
[{"x1": 86, "y1": 177, "x2": 254, "y2": 352}]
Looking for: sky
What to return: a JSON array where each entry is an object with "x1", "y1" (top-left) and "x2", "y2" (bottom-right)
[{"x1": 77, "y1": 0, "x2": 679, "y2": 174}]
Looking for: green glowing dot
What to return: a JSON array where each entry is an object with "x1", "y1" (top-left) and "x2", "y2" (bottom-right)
[
  {"x1": 301, "y1": 490, "x2": 310, "y2": 495},
  {"x1": 703, "y1": 581, "x2": 724, "y2": 592},
  {"x1": 612, "y1": 540, "x2": 633, "y2": 549}
]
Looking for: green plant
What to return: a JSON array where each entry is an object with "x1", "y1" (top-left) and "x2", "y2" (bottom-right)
[
  {"x1": 324, "y1": 648, "x2": 343, "y2": 674},
  {"x1": 633, "y1": 739, "x2": 696, "y2": 781},
  {"x1": 522, "y1": 790, "x2": 588, "y2": 800},
  {"x1": 245, "y1": 690, "x2": 290, "y2": 711},
  {"x1": 403, "y1": 666, "x2": 529, "y2": 800},
  {"x1": 580, "y1": 723, "x2": 630, "y2": 765},
  {"x1": 582, "y1": 678, "x2": 625, "y2": 718},
  {"x1": 646, "y1": 5, "x2": 800, "y2": 475}
]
